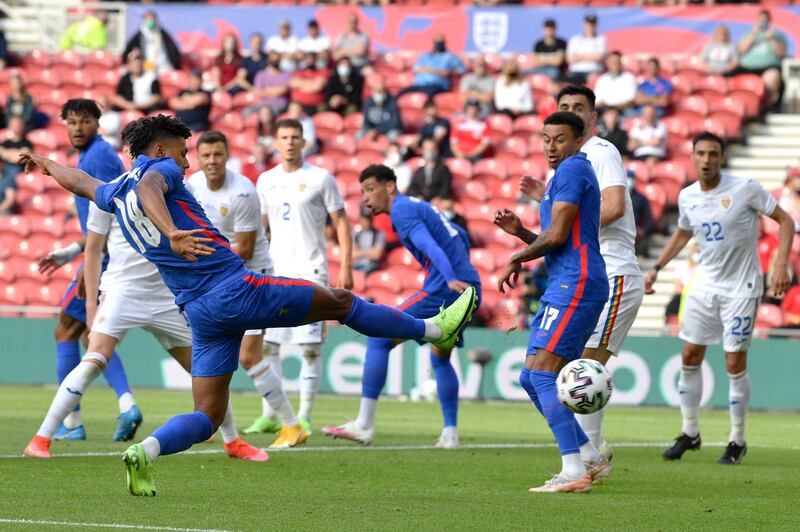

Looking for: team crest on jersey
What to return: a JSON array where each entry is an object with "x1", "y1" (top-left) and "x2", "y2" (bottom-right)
[
  {"x1": 720, "y1": 196, "x2": 733, "y2": 209},
  {"x1": 299, "y1": 183, "x2": 307, "y2": 192},
  {"x1": 219, "y1": 203, "x2": 230, "y2": 217}
]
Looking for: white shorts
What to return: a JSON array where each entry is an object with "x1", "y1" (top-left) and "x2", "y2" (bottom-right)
[
  {"x1": 265, "y1": 273, "x2": 326, "y2": 346},
  {"x1": 244, "y1": 266, "x2": 273, "y2": 337},
  {"x1": 586, "y1": 274, "x2": 644, "y2": 355},
  {"x1": 91, "y1": 289, "x2": 192, "y2": 351},
  {"x1": 679, "y1": 290, "x2": 758, "y2": 352}
]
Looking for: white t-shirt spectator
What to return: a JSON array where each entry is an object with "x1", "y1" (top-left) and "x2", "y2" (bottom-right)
[
  {"x1": 566, "y1": 34, "x2": 607, "y2": 74},
  {"x1": 630, "y1": 120, "x2": 667, "y2": 159},
  {"x1": 493, "y1": 78, "x2": 534, "y2": 114},
  {"x1": 267, "y1": 34, "x2": 299, "y2": 71},
  {"x1": 299, "y1": 34, "x2": 331, "y2": 54},
  {"x1": 594, "y1": 71, "x2": 638, "y2": 109}
]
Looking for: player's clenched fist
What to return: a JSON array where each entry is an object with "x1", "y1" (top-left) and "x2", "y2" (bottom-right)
[
  {"x1": 494, "y1": 208, "x2": 521, "y2": 237},
  {"x1": 168, "y1": 229, "x2": 215, "y2": 262}
]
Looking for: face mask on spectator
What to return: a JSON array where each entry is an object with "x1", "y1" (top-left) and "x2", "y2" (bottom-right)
[
  {"x1": 145, "y1": 20, "x2": 157, "y2": 31},
  {"x1": 373, "y1": 92, "x2": 385, "y2": 104},
  {"x1": 316, "y1": 59, "x2": 328, "y2": 70},
  {"x1": 337, "y1": 64, "x2": 351, "y2": 78},
  {"x1": 627, "y1": 178, "x2": 635, "y2": 189},
  {"x1": 423, "y1": 149, "x2": 437, "y2": 161},
  {"x1": 386, "y1": 152, "x2": 401, "y2": 166},
  {"x1": 434, "y1": 41, "x2": 446, "y2": 53}
]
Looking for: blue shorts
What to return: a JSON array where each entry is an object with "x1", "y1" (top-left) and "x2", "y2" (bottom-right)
[
  {"x1": 60, "y1": 265, "x2": 86, "y2": 323},
  {"x1": 184, "y1": 269, "x2": 316, "y2": 377},
  {"x1": 527, "y1": 297, "x2": 605, "y2": 361},
  {"x1": 397, "y1": 282, "x2": 481, "y2": 348}
]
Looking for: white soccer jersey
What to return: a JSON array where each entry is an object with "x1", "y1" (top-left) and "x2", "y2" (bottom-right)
[
  {"x1": 256, "y1": 162, "x2": 345, "y2": 278},
  {"x1": 87, "y1": 203, "x2": 172, "y2": 297},
  {"x1": 186, "y1": 170, "x2": 272, "y2": 273},
  {"x1": 677, "y1": 173, "x2": 777, "y2": 299},
  {"x1": 582, "y1": 136, "x2": 641, "y2": 278}
]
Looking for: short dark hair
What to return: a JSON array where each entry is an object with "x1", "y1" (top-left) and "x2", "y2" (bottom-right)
[
  {"x1": 608, "y1": 50, "x2": 622, "y2": 59},
  {"x1": 556, "y1": 85, "x2": 596, "y2": 110},
  {"x1": 197, "y1": 130, "x2": 229, "y2": 150},
  {"x1": 648, "y1": 56, "x2": 660, "y2": 68},
  {"x1": 543, "y1": 19, "x2": 556, "y2": 28},
  {"x1": 359, "y1": 164, "x2": 397, "y2": 183},
  {"x1": 122, "y1": 115, "x2": 192, "y2": 158},
  {"x1": 273, "y1": 118, "x2": 304, "y2": 135},
  {"x1": 543, "y1": 111, "x2": 585, "y2": 139},
  {"x1": 60, "y1": 99, "x2": 101, "y2": 120},
  {"x1": 692, "y1": 131, "x2": 726, "y2": 154}
]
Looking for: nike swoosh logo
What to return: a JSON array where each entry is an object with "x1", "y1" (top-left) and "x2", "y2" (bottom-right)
[
  {"x1": 65, "y1": 387, "x2": 83, "y2": 397},
  {"x1": 262, "y1": 391, "x2": 272, "y2": 398}
]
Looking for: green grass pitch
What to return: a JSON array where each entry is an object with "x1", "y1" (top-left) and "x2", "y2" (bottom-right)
[{"x1": 0, "y1": 385, "x2": 797, "y2": 531}]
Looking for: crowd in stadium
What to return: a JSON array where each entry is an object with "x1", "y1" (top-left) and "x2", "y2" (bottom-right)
[{"x1": 0, "y1": 6, "x2": 799, "y2": 331}]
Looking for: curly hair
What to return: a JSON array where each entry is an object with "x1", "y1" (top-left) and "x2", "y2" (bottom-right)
[
  {"x1": 122, "y1": 115, "x2": 192, "y2": 158},
  {"x1": 359, "y1": 163, "x2": 397, "y2": 183},
  {"x1": 60, "y1": 99, "x2": 102, "y2": 120}
]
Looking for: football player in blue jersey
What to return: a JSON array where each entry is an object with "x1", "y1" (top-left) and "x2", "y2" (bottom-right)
[
  {"x1": 20, "y1": 114, "x2": 477, "y2": 496},
  {"x1": 322, "y1": 164, "x2": 481, "y2": 449},
  {"x1": 495, "y1": 112, "x2": 610, "y2": 493}
]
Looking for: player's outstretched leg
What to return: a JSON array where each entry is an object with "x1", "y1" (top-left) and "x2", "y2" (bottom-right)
[
  {"x1": 431, "y1": 348, "x2": 460, "y2": 449},
  {"x1": 105, "y1": 351, "x2": 141, "y2": 442},
  {"x1": 53, "y1": 312, "x2": 86, "y2": 441}
]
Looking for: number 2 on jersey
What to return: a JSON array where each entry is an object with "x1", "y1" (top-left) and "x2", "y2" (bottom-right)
[
  {"x1": 281, "y1": 202, "x2": 291, "y2": 221},
  {"x1": 540, "y1": 306, "x2": 560, "y2": 331},
  {"x1": 113, "y1": 190, "x2": 161, "y2": 253},
  {"x1": 702, "y1": 222, "x2": 723, "y2": 241}
]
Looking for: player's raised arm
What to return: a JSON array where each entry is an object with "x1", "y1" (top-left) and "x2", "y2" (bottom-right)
[
  {"x1": 20, "y1": 152, "x2": 103, "y2": 202},
  {"x1": 643, "y1": 227, "x2": 693, "y2": 294}
]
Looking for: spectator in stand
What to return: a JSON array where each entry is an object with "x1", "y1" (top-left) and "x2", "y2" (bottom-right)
[
  {"x1": 0, "y1": 29, "x2": 8, "y2": 70},
  {"x1": 211, "y1": 34, "x2": 243, "y2": 95},
  {"x1": 255, "y1": 106, "x2": 276, "y2": 155},
  {"x1": 97, "y1": 95, "x2": 121, "y2": 149},
  {"x1": 433, "y1": 197, "x2": 470, "y2": 236},
  {"x1": 6, "y1": 71, "x2": 47, "y2": 130},
  {"x1": 459, "y1": 55, "x2": 494, "y2": 118},
  {"x1": 285, "y1": 101, "x2": 318, "y2": 156},
  {"x1": 566, "y1": 12, "x2": 606, "y2": 85},
  {"x1": 398, "y1": 35, "x2": 466, "y2": 99},
  {"x1": 737, "y1": 9, "x2": 786, "y2": 109},
  {"x1": 242, "y1": 144, "x2": 272, "y2": 185},
  {"x1": 299, "y1": 19, "x2": 330, "y2": 55},
  {"x1": 168, "y1": 70, "x2": 211, "y2": 133},
  {"x1": 0, "y1": 116, "x2": 32, "y2": 187},
  {"x1": 352, "y1": 206, "x2": 386, "y2": 275},
  {"x1": 530, "y1": 18, "x2": 567, "y2": 81},
  {"x1": 383, "y1": 142, "x2": 412, "y2": 194},
  {"x1": 122, "y1": 10, "x2": 181, "y2": 73},
  {"x1": 665, "y1": 243, "x2": 700, "y2": 324},
  {"x1": 0, "y1": 163, "x2": 16, "y2": 215},
  {"x1": 250, "y1": 51, "x2": 291, "y2": 116},
  {"x1": 233, "y1": 33, "x2": 268, "y2": 95},
  {"x1": 360, "y1": 79, "x2": 402, "y2": 142},
  {"x1": 450, "y1": 99, "x2": 491, "y2": 163},
  {"x1": 780, "y1": 285, "x2": 800, "y2": 328},
  {"x1": 60, "y1": 10, "x2": 108, "y2": 52},
  {"x1": 596, "y1": 107, "x2": 629, "y2": 158},
  {"x1": 113, "y1": 49, "x2": 162, "y2": 115},
  {"x1": 628, "y1": 104, "x2": 667, "y2": 163},
  {"x1": 334, "y1": 13, "x2": 370, "y2": 72},
  {"x1": 779, "y1": 172, "x2": 800, "y2": 232},
  {"x1": 594, "y1": 51, "x2": 638, "y2": 114},
  {"x1": 417, "y1": 99, "x2": 452, "y2": 158},
  {"x1": 289, "y1": 51, "x2": 330, "y2": 116},
  {"x1": 494, "y1": 58, "x2": 533, "y2": 119},
  {"x1": 635, "y1": 57, "x2": 672, "y2": 117},
  {"x1": 268, "y1": 19, "x2": 300, "y2": 72},
  {"x1": 407, "y1": 138, "x2": 453, "y2": 202},
  {"x1": 701, "y1": 24, "x2": 739, "y2": 76},
  {"x1": 627, "y1": 170, "x2": 655, "y2": 257},
  {"x1": 325, "y1": 57, "x2": 363, "y2": 116}
]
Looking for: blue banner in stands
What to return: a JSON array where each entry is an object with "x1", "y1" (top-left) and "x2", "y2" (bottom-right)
[{"x1": 127, "y1": 4, "x2": 798, "y2": 56}]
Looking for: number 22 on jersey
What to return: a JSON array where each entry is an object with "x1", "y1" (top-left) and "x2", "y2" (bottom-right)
[{"x1": 114, "y1": 189, "x2": 161, "y2": 252}]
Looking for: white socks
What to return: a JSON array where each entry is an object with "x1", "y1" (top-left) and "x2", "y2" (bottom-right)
[
  {"x1": 218, "y1": 400, "x2": 238, "y2": 444},
  {"x1": 355, "y1": 397, "x2": 378, "y2": 431},
  {"x1": 141, "y1": 436, "x2": 160, "y2": 462},
  {"x1": 679, "y1": 364, "x2": 702, "y2": 437},
  {"x1": 561, "y1": 452, "x2": 586, "y2": 479},
  {"x1": 728, "y1": 370, "x2": 750, "y2": 446},
  {"x1": 576, "y1": 410, "x2": 604, "y2": 448},
  {"x1": 247, "y1": 357, "x2": 297, "y2": 426},
  {"x1": 422, "y1": 319, "x2": 443, "y2": 342},
  {"x1": 298, "y1": 352, "x2": 321, "y2": 422},
  {"x1": 63, "y1": 410, "x2": 83, "y2": 429},
  {"x1": 37, "y1": 353, "x2": 107, "y2": 439},
  {"x1": 118, "y1": 392, "x2": 136, "y2": 414},
  {"x1": 260, "y1": 345, "x2": 282, "y2": 418},
  {"x1": 579, "y1": 441, "x2": 602, "y2": 464}
]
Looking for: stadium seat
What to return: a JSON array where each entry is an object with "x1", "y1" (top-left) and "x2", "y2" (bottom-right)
[
  {"x1": 669, "y1": 72, "x2": 699, "y2": 95},
  {"x1": 642, "y1": 183, "x2": 667, "y2": 222},
  {"x1": 366, "y1": 270, "x2": 403, "y2": 294},
  {"x1": 84, "y1": 49, "x2": 119, "y2": 69},
  {"x1": 453, "y1": 180, "x2": 488, "y2": 202},
  {"x1": 625, "y1": 160, "x2": 651, "y2": 182},
  {"x1": 487, "y1": 298, "x2": 522, "y2": 331},
  {"x1": 365, "y1": 287, "x2": 404, "y2": 307},
  {"x1": 22, "y1": 194, "x2": 54, "y2": 216},
  {"x1": 356, "y1": 135, "x2": 389, "y2": 155},
  {"x1": 729, "y1": 73, "x2": 765, "y2": 101},
  {"x1": 335, "y1": 156, "x2": 365, "y2": 183},
  {"x1": 707, "y1": 95, "x2": 746, "y2": 119},
  {"x1": 343, "y1": 113, "x2": 363, "y2": 135},
  {"x1": 662, "y1": 116, "x2": 690, "y2": 138},
  {"x1": 313, "y1": 111, "x2": 344, "y2": 140},
  {"x1": 694, "y1": 74, "x2": 728, "y2": 95},
  {"x1": 385, "y1": 246, "x2": 418, "y2": 268},
  {"x1": 433, "y1": 92, "x2": 462, "y2": 115},
  {"x1": 473, "y1": 158, "x2": 508, "y2": 181},
  {"x1": 232, "y1": 91, "x2": 259, "y2": 111},
  {"x1": 327, "y1": 134, "x2": 358, "y2": 158},
  {"x1": 307, "y1": 153, "x2": 337, "y2": 174},
  {"x1": 28, "y1": 215, "x2": 64, "y2": 239},
  {"x1": 486, "y1": 178, "x2": 520, "y2": 201},
  {"x1": 506, "y1": 159, "x2": 546, "y2": 181},
  {"x1": 28, "y1": 129, "x2": 60, "y2": 151},
  {"x1": 0, "y1": 285, "x2": 26, "y2": 316},
  {"x1": 755, "y1": 304, "x2": 785, "y2": 329},
  {"x1": 53, "y1": 50, "x2": 84, "y2": 69},
  {"x1": 24, "y1": 49, "x2": 52, "y2": 68},
  {"x1": 485, "y1": 113, "x2": 512, "y2": 142},
  {"x1": 0, "y1": 215, "x2": 30, "y2": 239},
  {"x1": 706, "y1": 112, "x2": 742, "y2": 140},
  {"x1": 526, "y1": 73, "x2": 553, "y2": 93},
  {"x1": 673, "y1": 95, "x2": 709, "y2": 117},
  {"x1": 444, "y1": 158, "x2": 473, "y2": 182},
  {"x1": 470, "y1": 248, "x2": 496, "y2": 274},
  {"x1": 651, "y1": 161, "x2": 688, "y2": 185},
  {"x1": 727, "y1": 90, "x2": 761, "y2": 119},
  {"x1": 701, "y1": 118, "x2": 727, "y2": 139},
  {"x1": 512, "y1": 114, "x2": 544, "y2": 136},
  {"x1": 16, "y1": 172, "x2": 45, "y2": 195},
  {"x1": 495, "y1": 136, "x2": 529, "y2": 160},
  {"x1": 0, "y1": 260, "x2": 14, "y2": 282}
]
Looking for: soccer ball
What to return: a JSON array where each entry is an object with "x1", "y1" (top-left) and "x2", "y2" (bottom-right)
[{"x1": 556, "y1": 359, "x2": 613, "y2": 414}]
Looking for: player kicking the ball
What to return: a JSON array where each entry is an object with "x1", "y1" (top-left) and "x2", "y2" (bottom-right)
[
  {"x1": 20, "y1": 115, "x2": 476, "y2": 496},
  {"x1": 321, "y1": 164, "x2": 481, "y2": 449},
  {"x1": 645, "y1": 132, "x2": 794, "y2": 465},
  {"x1": 496, "y1": 112, "x2": 609, "y2": 493}
]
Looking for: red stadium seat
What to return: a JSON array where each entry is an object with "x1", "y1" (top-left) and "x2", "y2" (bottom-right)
[
  {"x1": 661, "y1": 116, "x2": 691, "y2": 138},
  {"x1": 512, "y1": 114, "x2": 544, "y2": 136},
  {"x1": 28, "y1": 215, "x2": 65, "y2": 239},
  {"x1": 232, "y1": 91, "x2": 259, "y2": 111},
  {"x1": 433, "y1": 92, "x2": 462, "y2": 115},
  {"x1": 486, "y1": 178, "x2": 520, "y2": 201},
  {"x1": 673, "y1": 95, "x2": 709, "y2": 117},
  {"x1": 694, "y1": 74, "x2": 728, "y2": 95},
  {"x1": 0, "y1": 285, "x2": 26, "y2": 315},
  {"x1": 210, "y1": 91, "x2": 233, "y2": 113},
  {"x1": 21, "y1": 194, "x2": 54, "y2": 216},
  {"x1": 470, "y1": 248, "x2": 496, "y2": 274},
  {"x1": 0, "y1": 260, "x2": 14, "y2": 283},
  {"x1": 385, "y1": 246, "x2": 418, "y2": 268},
  {"x1": 84, "y1": 49, "x2": 119, "y2": 69},
  {"x1": 727, "y1": 90, "x2": 761, "y2": 119},
  {"x1": 453, "y1": 180, "x2": 488, "y2": 202},
  {"x1": 28, "y1": 129, "x2": 60, "y2": 151},
  {"x1": 706, "y1": 112, "x2": 742, "y2": 140},
  {"x1": 356, "y1": 135, "x2": 389, "y2": 154},
  {"x1": 707, "y1": 95, "x2": 746, "y2": 118},
  {"x1": 307, "y1": 153, "x2": 337, "y2": 174},
  {"x1": 729, "y1": 73, "x2": 765, "y2": 101},
  {"x1": 366, "y1": 270, "x2": 402, "y2": 293},
  {"x1": 463, "y1": 218, "x2": 496, "y2": 246},
  {"x1": 473, "y1": 158, "x2": 508, "y2": 181},
  {"x1": 701, "y1": 118, "x2": 727, "y2": 139},
  {"x1": 0, "y1": 215, "x2": 30, "y2": 239},
  {"x1": 495, "y1": 136, "x2": 529, "y2": 160},
  {"x1": 365, "y1": 287, "x2": 404, "y2": 307},
  {"x1": 16, "y1": 172, "x2": 45, "y2": 195},
  {"x1": 25, "y1": 50, "x2": 53, "y2": 68},
  {"x1": 670, "y1": 71, "x2": 701, "y2": 95},
  {"x1": 313, "y1": 111, "x2": 344, "y2": 140},
  {"x1": 325, "y1": 135, "x2": 357, "y2": 157},
  {"x1": 343, "y1": 113, "x2": 363, "y2": 135},
  {"x1": 53, "y1": 50, "x2": 84, "y2": 69},
  {"x1": 651, "y1": 161, "x2": 688, "y2": 185},
  {"x1": 507, "y1": 159, "x2": 547, "y2": 181},
  {"x1": 526, "y1": 73, "x2": 553, "y2": 93},
  {"x1": 444, "y1": 158, "x2": 473, "y2": 182},
  {"x1": 485, "y1": 113, "x2": 512, "y2": 142},
  {"x1": 642, "y1": 183, "x2": 667, "y2": 223},
  {"x1": 755, "y1": 304, "x2": 785, "y2": 329}
]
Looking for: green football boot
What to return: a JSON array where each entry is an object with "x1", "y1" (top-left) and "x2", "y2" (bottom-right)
[
  {"x1": 242, "y1": 416, "x2": 282, "y2": 434},
  {"x1": 430, "y1": 286, "x2": 477, "y2": 351},
  {"x1": 123, "y1": 443, "x2": 156, "y2": 497}
]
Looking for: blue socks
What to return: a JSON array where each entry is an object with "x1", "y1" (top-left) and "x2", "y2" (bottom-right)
[
  {"x1": 362, "y1": 337, "x2": 394, "y2": 399},
  {"x1": 519, "y1": 368, "x2": 543, "y2": 415},
  {"x1": 151, "y1": 411, "x2": 214, "y2": 456},
  {"x1": 342, "y1": 296, "x2": 425, "y2": 340},
  {"x1": 103, "y1": 351, "x2": 132, "y2": 399},
  {"x1": 431, "y1": 353, "x2": 459, "y2": 428},
  {"x1": 532, "y1": 370, "x2": 588, "y2": 455},
  {"x1": 56, "y1": 342, "x2": 82, "y2": 412}
]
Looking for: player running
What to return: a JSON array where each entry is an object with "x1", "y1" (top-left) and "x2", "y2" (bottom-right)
[
  {"x1": 186, "y1": 131, "x2": 304, "y2": 443},
  {"x1": 252, "y1": 119, "x2": 354, "y2": 436},
  {"x1": 496, "y1": 112, "x2": 610, "y2": 493},
  {"x1": 511, "y1": 85, "x2": 643, "y2": 460},
  {"x1": 321, "y1": 164, "x2": 482, "y2": 449},
  {"x1": 24, "y1": 195, "x2": 267, "y2": 462},
  {"x1": 645, "y1": 132, "x2": 794, "y2": 465},
  {"x1": 36, "y1": 99, "x2": 139, "y2": 442},
  {"x1": 20, "y1": 115, "x2": 476, "y2": 496}
]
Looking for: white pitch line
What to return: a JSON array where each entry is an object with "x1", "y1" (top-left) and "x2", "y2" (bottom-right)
[
  {"x1": 0, "y1": 518, "x2": 238, "y2": 532},
  {"x1": 1, "y1": 441, "x2": 797, "y2": 459}
]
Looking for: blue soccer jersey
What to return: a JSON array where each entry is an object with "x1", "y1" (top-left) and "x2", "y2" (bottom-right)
[
  {"x1": 75, "y1": 136, "x2": 126, "y2": 235},
  {"x1": 390, "y1": 195, "x2": 480, "y2": 291},
  {"x1": 94, "y1": 155, "x2": 245, "y2": 305},
  {"x1": 539, "y1": 152, "x2": 608, "y2": 304}
]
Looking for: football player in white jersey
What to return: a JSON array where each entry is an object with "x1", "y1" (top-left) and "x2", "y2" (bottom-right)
[
  {"x1": 645, "y1": 132, "x2": 794, "y2": 465},
  {"x1": 254, "y1": 118, "x2": 354, "y2": 436},
  {"x1": 508, "y1": 85, "x2": 644, "y2": 465},
  {"x1": 24, "y1": 201, "x2": 269, "y2": 460},
  {"x1": 186, "y1": 131, "x2": 307, "y2": 447}
]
